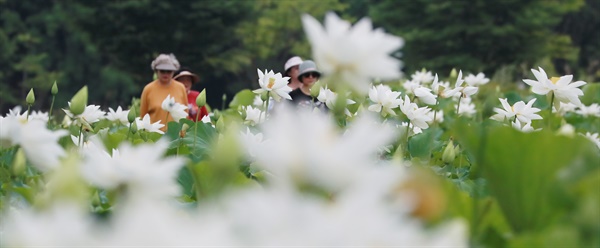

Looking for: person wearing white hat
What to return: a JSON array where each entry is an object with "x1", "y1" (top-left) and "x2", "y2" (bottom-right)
[
  {"x1": 174, "y1": 68, "x2": 208, "y2": 122},
  {"x1": 139, "y1": 53, "x2": 188, "y2": 130},
  {"x1": 284, "y1": 56, "x2": 303, "y2": 90}
]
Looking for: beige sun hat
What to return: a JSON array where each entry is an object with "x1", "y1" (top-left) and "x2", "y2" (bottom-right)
[
  {"x1": 151, "y1": 53, "x2": 180, "y2": 71},
  {"x1": 174, "y1": 70, "x2": 200, "y2": 84},
  {"x1": 284, "y1": 56, "x2": 303, "y2": 72}
]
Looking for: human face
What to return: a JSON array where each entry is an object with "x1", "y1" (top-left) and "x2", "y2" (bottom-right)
[
  {"x1": 301, "y1": 72, "x2": 320, "y2": 86},
  {"x1": 177, "y1": 76, "x2": 193, "y2": 93},
  {"x1": 157, "y1": 70, "x2": 174, "y2": 83},
  {"x1": 288, "y1": 65, "x2": 300, "y2": 81}
]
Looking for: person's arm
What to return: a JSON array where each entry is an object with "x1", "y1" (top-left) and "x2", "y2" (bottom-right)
[{"x1": 139, "y1": 86, "x2": 149, "y2": 118}]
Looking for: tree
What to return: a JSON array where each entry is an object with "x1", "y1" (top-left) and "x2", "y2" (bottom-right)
[{"x1": 369, "y1": 0, "x2": 584, "y2": 76}]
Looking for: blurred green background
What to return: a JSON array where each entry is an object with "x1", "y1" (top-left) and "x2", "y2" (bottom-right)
[{"x1": 0, "y1": 0, "x2": 598, "y2": 113}]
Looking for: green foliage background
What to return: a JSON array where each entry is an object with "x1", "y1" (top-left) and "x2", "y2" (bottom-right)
[{"x1": 0, "y1": 0, "x2": 598, "y2": 113}]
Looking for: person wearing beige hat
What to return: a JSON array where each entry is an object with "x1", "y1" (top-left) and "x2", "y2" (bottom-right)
[
  {"x1": 139, "y1": 53, "x2": 188, "y2": 130},
  {"x1": 174, "y1": 68, "x2": 208, "y2": 121},
  {"x1": 284, "y1": 56, "x2": 303, "y2": 90}
]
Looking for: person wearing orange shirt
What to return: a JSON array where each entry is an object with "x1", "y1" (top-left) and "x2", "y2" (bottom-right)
[{"x1": 139, "y1": 54, "x2": 188, "y2": 130}]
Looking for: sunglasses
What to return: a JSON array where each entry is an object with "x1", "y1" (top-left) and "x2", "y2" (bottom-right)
[
  {"x1": 158, "y1": 70, "x2": 174, "y2": 74},
  {"x1": 302, "y1": 72, "x2": 320, "y2": 78}
]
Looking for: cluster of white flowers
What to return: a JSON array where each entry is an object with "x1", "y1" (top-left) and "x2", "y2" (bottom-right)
[
  {"x1": 491, "y1": 98, "x2": 543, "y2": 132},
  {"x1": 3, "y1": 12, "x2": 597, "y2": 248}
]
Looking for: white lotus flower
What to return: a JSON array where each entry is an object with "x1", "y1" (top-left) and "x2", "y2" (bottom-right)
[
  {"x1": 5, "y1": 106, "x2": 28, "y2": 122},
  {"x1": 29, "y1": 111, "x2": 49, "y2": 123},
  {"x1": 511, "y1": 119, "x2": 540, "y2": 133},
  {"x1": 2, "y1": 203, "x2": 98, "y2": 247},
  {"x1": 399, "y1": 122, "x2": 422, "y2": 135},
  {"x1": 243, "y1": 105, "x2": 264, "y2": 126},
  {"x1": 413, "y1": 87, "x2": 437, "y2": 105},
  {"x1": 491, "y1": 98, "x2": 542, "y2": 124},
  {"x1": 239, "y1": 127, "x2": 265, "y2": 158},
  {"x1": 553, "y1": 102, "x2": 578, "y2": 116},
  {"x1": 557, "y1": 123, "x2": 576, "y2": 137},
  {"x1": 302, "y1": 12, "x2": 403, "y2": 94},
  {"x1": 575, "y1": 103, "x2": 600, "y2": 117},
  {"x1": 411, "y1": 70, "x2": 434, "y2": 84},
  {"x1": 246, "y1": 106, "x2": 396, "y2": 191},
  {"x1": 523, "y1": 67, "x2": 587, "y2": 107},
  {"x1": 1, "y1": 117, "x2": 68, "y2": 171},
  {"x1": 445, "y1": 70, "x2": 478, "y2": 98},
  {"x1": 161, "y1": 94, "x2": 188, "y2": 121},
  {"x1": 316, "y1": 86, "x2": 355, "y2": 116},
  {"x1": 201, "y1": 115, "x2": 212, "y2": 124},
  {"x1": 464, "y1": 72, "x2": 489, "y2": 86},
  {"x1": 398, "y1": 95, "x2": 432, "y2": 130},
  {"x1": 426, "y1": 110, "x2": 444, "y2": 124},
  {"x1": 367, "y1": 84, "x2": 401, "y2": 116},
  {"x1": 431, "y1": 75, "x2": 452, "y2": 98},
  {"x1": 64, "y1": 103, "x2": 106, "y2": 125},
  {"x1": 105, "y1": 106, "x2": 130, "y2": 125},
  {"x1": 136, "y1": 114, "x2": 164, "y2": 134},
  {"x1": 402, "y1": 79, "x2": 420, "y2": 94},
  {"x1": 81, "y1": 139, "x2": 185, "y2": 199},
  {"x1": 253, "y1": 69, "x2": 292, "y2": 102},
  {"x1": 455, "y1": 97, "x2": 477, "y2": 117},
  {"x1": 253, "y1": 95, "x2": 264, "y2": 107}
]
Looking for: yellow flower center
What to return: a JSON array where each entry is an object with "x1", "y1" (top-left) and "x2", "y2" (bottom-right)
[
  {"x1": 267, "y1": 78, "x2": 276, "y2": 89},
  {"x1": 550, "y1": 77, "x2": 560, "y2": 84}
]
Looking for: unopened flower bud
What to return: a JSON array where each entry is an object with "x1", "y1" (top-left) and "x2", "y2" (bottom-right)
[
  {"x1": 51, "y1": 81, "x2": 58, "y2": 95},
  {"x1": 70, "y1": 86, "x2": 88, "y2": 116},
  {"x1": 260, "y1": 91, "x2": 269, "y2": 101},
  {"x1": 130, "y1": 122, "x2": 138, "y2": 134},
  {"x1": 26, "y1": 89, "x2": 35, "y2": 105},
  {"x1": 442, "y1": 139, "x2": 456, "y2": 164},
  {"x1": 181, "y1": 123, "x2": 190, "y2": 132},
  {"x1": 196, "y1": 89, "x2": 206, "y2": 107},
  {"x1": 12, "y1": 148, "x2": 26, "y2": 176},
  {"x1": 449, "y1": 68, "x2": 457, "y2": 80},
  {"x1": 310, "y1": 81, "x2": 322, "y2": 98},
  {"x1": 127, "y1": 108, "x2": 137, "y2": 123},
  {"x1": 216, "y1": 116, "x2": 225, "y2": 133}
]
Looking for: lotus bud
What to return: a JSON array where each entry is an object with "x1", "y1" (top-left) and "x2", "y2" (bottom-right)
[
  {"x1": 216, "y1": 116, "x2": 225, "y2": 133},
  {"x1": 196, "y1": 89, "x2": 206, "y2": 107},
  {"x1": 181, "y1": 123, "x2": 190, "y2": 132},
  {"x1": 130, "y1": 121, "x2": 138, "y2": 134},
  {"x1": 310, "y1": 81, "x2": 323, "y2": 98},
  {"x1": 70, "y1": 86, "x2": 88, "y2": 116},
  {"x1": 222, "y1": 93, "x2": 227, "y2": 102},
  {"x1": 449, "y1": 68, "x2": 457, "y2": 80},
  {"x1": 51, "y1": 81, "x2": 58, "y2": 95},
  {"x1": 260, "y1": 91, "x2": 269, "y2": 101},
  {"x1": 26, "y1": 89, "x2": 35, "y2": 105},
  {"x1": 442, "y1": 139, "x2": 456, "y2": 164},
  {"x1": 12, "y1": 148, "x2": 26, "y2": 176},
  {"x1": 127, "y1": 108, "x2": 137, "y2": 123}
]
